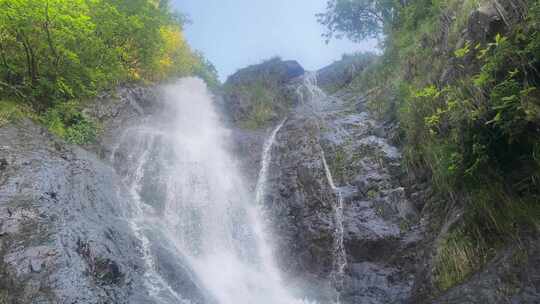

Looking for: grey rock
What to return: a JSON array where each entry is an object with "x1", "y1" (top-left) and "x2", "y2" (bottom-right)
[
  {"x1": 0, "y1": 120, "x2": 147, "y2": 304},
  {"x1": 317, "y1": 53, "x2": 376, "y2": 92},
  {"x1": 0, "y1": 86, "x2": 212, "y2": 304},
  {"x1": 226, "y1": 58, "x2": 304, "y2": 86},
  {"x1": 220, "y1": 58, "x2": 304, "y2": 125}
]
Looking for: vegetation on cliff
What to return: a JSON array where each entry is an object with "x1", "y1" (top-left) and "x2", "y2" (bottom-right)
[
  {"x1": 222, "y1": 57, "x2": 304, "y2": 129},
  {"x1": 0, "y1": 0, "x2": 217, "y2": 143},
  {"x1": 320, "y1": 0, "x2": 540, "y2": 293}
]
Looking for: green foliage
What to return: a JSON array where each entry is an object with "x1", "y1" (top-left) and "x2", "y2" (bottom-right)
[
  {"x1": 433, "y1": 227, "x2": 486, "y2": 291},
  {"x1": 0, "y1": 0, "x2": 218, "y2": 143},
  {"x1": 332, "y1": 0, "x2": 540, "y2": 292},
  {"x1": 434, "y1": 183, "x2": 540, "y2": 291},
  {"x1": 0, "y1": 99, "x2": 35, "y2": 126},
  {"x1": 193, "y1": 52, "x2": 220, "y2": 90},
  {"x1": 454, "y1": 42, "x2": 471, "y2": 58},
  {"x1": 318, "y1": 0, "x2": 400, "y2": 42},
  {"x1": 237, "y1": 82, "x2": 277, "y2": 129},
  {"x1": 387, "y1": 0, "x2": 540, "y2": 194},
  {"x1": 0, "y1": 0, "x2": 217, "y2": 105},
  {"x1": 225, "y1": 58, "x2": 298, "y2": 129},
  {"x1": 42, "y1": 100, "x2": 98, "y2": 144}
]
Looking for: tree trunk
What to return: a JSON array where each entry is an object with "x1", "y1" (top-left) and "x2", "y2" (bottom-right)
[
  {"x1": 18, "y1": 33, "x2": 34, "y2": 84},
  {"x1": 44, "y1": 0, "x2": 60, "y2": 68}
]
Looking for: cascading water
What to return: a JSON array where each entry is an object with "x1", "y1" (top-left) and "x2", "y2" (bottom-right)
[
  {"x1": 296, "y1": 72, "x2": 327, "y2": 110},
  {"x1": 321, "y1": 152, "x2": 347, "y2": 303},
  {"x1": 255, "y1": 119, "x2": 286, "y2": 207},
  {"x1": 112, "y1": 78, "x2": 313, "y2": 304},
  {"x1": 252, "y1": 119, "x2": 287, "y2": 289},
  {"x1": 296, "y1": 73, "x2": 348, "y2": 303}
]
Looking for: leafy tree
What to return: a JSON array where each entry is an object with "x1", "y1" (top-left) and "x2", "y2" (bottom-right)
[
  {"x1": 317, "y1": 0, "x2": 401, "y2": 42},
  {"x1": 0, "y1": 0, "x2": 102, "y2": 106},
  {"x1": 330, "y1": 0, "x2": 540, "y2": 291},
  {"x1": 193, "y1": 52, "x2": 220, "y2": 90},
  {"x1": 0, "y1": 0, "x2": 219, "y2": 143},
  {"x1": 0, "y1": 0, "x2": 217, "y2": 105}
]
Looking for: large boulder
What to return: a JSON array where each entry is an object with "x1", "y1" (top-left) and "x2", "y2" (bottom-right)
[
  {"x1": 221, "y1": 58, "x2": 304, "y2": 128},
  {"x1": 226, "y1": 58, "x2": 304, "y2": 86},
  {"x1": 317, "y1": 53, "x2": 376, "y2": 93}
]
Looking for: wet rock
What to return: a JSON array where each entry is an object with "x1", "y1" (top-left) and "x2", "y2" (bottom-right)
[
  {"x1": 266, "y1": 115, "x2": 336, "y2": 281},
  {"x1": 83, "y1": 84, "x2": 162, "y2": 160},
  {"x1": 342, "y1": 262, "x2": 413, "y2": 304},
  {"x1": 0, "y1": 118, "x2": 212, "y2": 304},
  {"x1": 468, "y1": 2, "x2": 506, "y2": 43},
  {"x1": 245, "y1": 69, "x2": 422, "y2": 303},
  {"x1": 0, "y1": 120, "x2": 151, "y2": 303},
  {"x1": 93, "y1": 257, "x2": 123, "y2": 285},
  {"x1": 0, "y1": 158, "x2": 7, "y2": 171},
  {"x1": 151, "y1": 239, "x2": 215, "y2": 304},
  {"x1": 229, "y1": 127, "x2": 267, "y2": 188}
]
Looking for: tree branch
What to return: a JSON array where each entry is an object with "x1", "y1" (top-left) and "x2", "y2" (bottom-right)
[
  {"x1": 0, "y1": 80, "x2": 28, "y2": 100},
  {"x1": 44, "y1": 0, "x2": 60, "y2": 67}
]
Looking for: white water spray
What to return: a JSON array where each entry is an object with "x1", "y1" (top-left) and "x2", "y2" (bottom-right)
[
  {"x1": 296, "y1": 72, "x2": 327, "y2": 110},
  {"x1": 255, "y1": 119, "x2": 286, "y2": 205},
  {"x1": 115, "y1": 78, "x2": 314, "y2": 304}
]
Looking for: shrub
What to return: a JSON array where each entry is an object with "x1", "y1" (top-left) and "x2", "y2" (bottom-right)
[
  {"x1": 0, "y1": 99, "x2": 37, "y2": 126},
  {"x1": 0, "y1": 2, "x2": 218, "y2": 102},
  {"x1": 42, "y1": 101, "x2": 98, "y2": 144},
  {"x1": 327, "y1": 0, "x2": 540, "y2": 291},
  {"x1": 239, "y1": 82, "x2": 276, "y2": 129},
  {"x1": 433, "y1": 228, "x2": 485, "y2": 291}
]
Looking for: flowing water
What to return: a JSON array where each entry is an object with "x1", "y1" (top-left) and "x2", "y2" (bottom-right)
[
  {"x1": 297, "y1": 73, "x2": 348, "y2": 303},
  {"x1": 296, "y1": 72, "x2": 327, "y2": 110},
  {"x1": 255, "y1": 119, "x2": 286, "y2": 207},
  {"x1": 321, "y1": 151, "x2": 347, "y2": 303},
  {"x1": 252, "y1": 119, "x2": 287, "y2": 291},
  {"x1": 112, "y1": 78, "x2": 315, "y2": 304}
]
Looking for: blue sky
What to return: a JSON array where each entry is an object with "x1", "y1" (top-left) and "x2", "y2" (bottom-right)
[{"x1": 171, "y1": 0, "x2": 377, "y2": 81}]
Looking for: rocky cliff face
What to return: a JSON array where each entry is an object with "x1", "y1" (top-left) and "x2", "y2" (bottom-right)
[
  {"x1": 0, "y1": 120, "x2": 150, "y2": 303},
  {"x1": 2, "y1": 12, "x2": 539, "y2": 301},
  {"x1": 224, "y1": 38, "x2": 540, "y2": 303},
  {"x1": 0, "y1": 85, "x2": 211, "y2": 304},
  {"x1": 224, "y1": 57, "x2": 421, "y2": 303},
  {"x1": 264, "y1": 77, "x2": 421, "y2": 303},
  {"x1": 220, "y1": 58, "x2": 303, "y2": 129},
  {"x1": 316, "y1": 53, "x2": 376, "y2": 93}
]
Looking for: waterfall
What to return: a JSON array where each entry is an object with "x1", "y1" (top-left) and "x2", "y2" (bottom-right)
[
  {"x1": 114, "y1": 78, "x2": 312, "y2": 304},
  {"x1": 321, "y1": 152, "x2": 347, "y2": 303},
  {"x1": 296, "y1": 72, "x2": 327, "y2": 110},
  {"x1": 250, "y1": 118, "x2": 288, "y2": 301},
  {"x1": 297, "y1": 73, "x2": 348, "y2": 302},
  {"x1": 255, "y1": 119, "x2": 286, "y2": 205}
]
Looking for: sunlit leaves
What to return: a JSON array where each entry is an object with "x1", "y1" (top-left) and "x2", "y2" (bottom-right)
[{"x1": 0, "y1": 0, "x2": 218, "y2": 106}]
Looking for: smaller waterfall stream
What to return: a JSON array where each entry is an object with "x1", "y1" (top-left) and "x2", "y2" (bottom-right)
[
  {"x1": 321, "y1": 152, "x2": 347, "y2": 303},
  {"x1": 297, "y1": 72, "x2": 348, "y2": 303},
  {"x1": 251, "y1": 118, "x2": 287, "y2": 297},
  {"x1": 255, "y1": 119, "x2": 287, "y2": 205}
]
